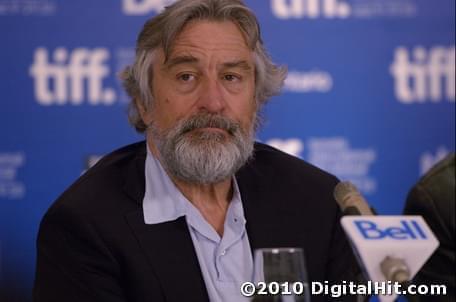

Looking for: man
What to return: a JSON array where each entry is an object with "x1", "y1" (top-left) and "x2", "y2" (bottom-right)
[
  {"x1": 34, "y1": 0, "x2": 359, "y2": 301},
  {"x1": 404, "y1": 154, "x2": 455, "y2": 301}
]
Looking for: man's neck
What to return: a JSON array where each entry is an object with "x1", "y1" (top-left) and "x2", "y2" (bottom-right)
[{"x1": 148, "y1": 140, "x2": 233, "y2": 236}]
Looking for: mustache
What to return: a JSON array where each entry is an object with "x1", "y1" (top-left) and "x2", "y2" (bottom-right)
[{"x1": 178, "y1": 113, "x2": 240, "y2": 136}]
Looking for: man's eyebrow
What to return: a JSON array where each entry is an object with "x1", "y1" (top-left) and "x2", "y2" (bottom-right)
[
  {"x1": 222, "y1": 60, "x2": 253, "y2": 71},
  {"x1": 163, "y1": 55, "x2": 198, "y2": 70}
]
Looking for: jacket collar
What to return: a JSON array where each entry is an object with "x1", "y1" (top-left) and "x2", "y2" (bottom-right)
[{"x1": 122, "y1": 142, "x2": 147, "y2": 205}]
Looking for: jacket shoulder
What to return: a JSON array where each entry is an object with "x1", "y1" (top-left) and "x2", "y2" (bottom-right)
[
  {"x1": 250, "y1": 142, "x2": 339, "y2": 185},
  {"x1": 83, "y1": 141, "x2": 146, "y2": 177},
  {"x1": 44, "y1": 141, "x2": 146, "y2": 220}
]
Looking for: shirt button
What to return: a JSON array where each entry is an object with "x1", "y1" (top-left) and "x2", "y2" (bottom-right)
[{"x1": 220, "y1": 250, "x2": 226, "y2": 256}]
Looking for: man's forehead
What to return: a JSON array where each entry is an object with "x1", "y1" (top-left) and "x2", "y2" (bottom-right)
[{"x1": 162, "y1": 20, "x2": 252, "y2": 61}]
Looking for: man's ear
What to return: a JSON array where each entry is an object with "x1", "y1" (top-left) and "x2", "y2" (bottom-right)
[{"x1": 137, "y1": 99, "x2": 153, "y2": 126}]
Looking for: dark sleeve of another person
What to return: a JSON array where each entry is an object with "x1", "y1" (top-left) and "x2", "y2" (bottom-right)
[{"x1": 404, "y1": 156, "x2": 455, "y2": 301}]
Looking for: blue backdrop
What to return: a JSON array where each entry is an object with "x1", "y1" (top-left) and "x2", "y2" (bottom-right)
[{"x1": 0, "y1": 0, "x2": 454, "y2": 300}]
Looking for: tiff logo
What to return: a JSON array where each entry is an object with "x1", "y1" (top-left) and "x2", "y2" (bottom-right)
[
  {"x1": 271, "y1": 0, "x2": 351, "y2": 19},
  {"x1": 122, "y1": 0, "x2": 174, "y2": 15},
  {"x1": 390, "y1": 46, "x2": 455, "y2": 103},
  {"x1": 29, "y1": 48, "x2": 116, "y2": 106}
]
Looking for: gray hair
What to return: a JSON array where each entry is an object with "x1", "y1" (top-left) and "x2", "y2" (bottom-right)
[{"x1": 121, "y1": 0, "x2": 287, "y2": 133}]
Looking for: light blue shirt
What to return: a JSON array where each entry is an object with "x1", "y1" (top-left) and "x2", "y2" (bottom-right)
[{"x1": 142, "y1": 146, "x2": 253, "y2": 302}]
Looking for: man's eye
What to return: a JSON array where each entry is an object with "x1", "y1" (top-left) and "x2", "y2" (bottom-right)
[
  {"x1": 223, "y1": 74, "x2": 240, "y2": 82},
  {"x1": 178, "y1": 73, "x2": 195, "y2": 82}
]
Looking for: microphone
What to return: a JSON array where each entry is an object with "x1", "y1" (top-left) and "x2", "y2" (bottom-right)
[
  {"x1": 334, "y1": 181, "x2": 439, "y2": 302},
  {"x1": 334, "y1": 181, "x2": 375, "y2": 216}
]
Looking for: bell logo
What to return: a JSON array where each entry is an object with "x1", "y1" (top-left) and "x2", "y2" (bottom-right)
[
  {"x1": 354, "y1": 220, "x2": 427, "y2": 240},
  {"x1": 271, "y1": 0, "x2": 351, "y2": 19},
  {"x1": 29, "y1": 48, "x2": 116, "y2": 106},
  {"x1": 390, "y1": 46, "x2": 455, "y2": 104},
  {"x1": 122, "y1": 0, "x2": 174, "y2": 15}
]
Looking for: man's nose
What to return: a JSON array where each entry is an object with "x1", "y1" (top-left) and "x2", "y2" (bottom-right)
[{"x1": 197, "y1": 78, "x2": 226, "y2": 113}]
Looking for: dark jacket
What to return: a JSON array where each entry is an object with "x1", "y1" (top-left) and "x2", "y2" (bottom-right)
[
  {"x1": 34, "y1": 141, "x2": 359, "y2": 302},
  {"x1": 404, "y1": 153, "x2": 455, "y2": 301}
]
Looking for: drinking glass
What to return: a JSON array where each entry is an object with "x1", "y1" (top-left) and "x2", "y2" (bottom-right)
[{"x1": 251, "y1": 247, "x2": 311, "y2": 302}]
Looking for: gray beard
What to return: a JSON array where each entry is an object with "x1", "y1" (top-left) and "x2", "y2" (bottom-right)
[{"x1": 149, "y1": 112, "x2": 255, "y2": 185}]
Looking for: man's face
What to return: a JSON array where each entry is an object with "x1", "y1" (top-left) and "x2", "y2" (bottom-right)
[
  {"x1": 143, "y1": 20, "x2": 256, "y2": 141},
  {"x1": 142, "y1": 20, "x2": 257, "y2": 184}
]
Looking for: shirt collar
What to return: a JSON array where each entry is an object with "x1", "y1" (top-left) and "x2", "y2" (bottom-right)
[{"x1": 142, "y1": 144, "x2": 244, "y2": 226}]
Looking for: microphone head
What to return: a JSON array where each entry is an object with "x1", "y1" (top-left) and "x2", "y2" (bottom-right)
[
  {"x1": 334, "y1": 180, "x2": 357, "y2": 201},
  {"x1": 334, "y1": 181, "x2": 361, "y2": 208},
  {"x1": 334, "y1": 181, "x2": 373, "y2": 215}
]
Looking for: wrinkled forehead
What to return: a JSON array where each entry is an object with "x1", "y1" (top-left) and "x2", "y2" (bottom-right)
[{"x1": 161, "y1": 19, "x2": 256, "y2": 62}]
